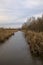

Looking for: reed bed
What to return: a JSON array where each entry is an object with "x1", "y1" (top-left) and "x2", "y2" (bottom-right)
[
  {"x1": 0, "y1": 28, "x2": 17, "y2": 43},
  {"x1": 24, "y1": 30, "x2": 43, "y2": 56}
]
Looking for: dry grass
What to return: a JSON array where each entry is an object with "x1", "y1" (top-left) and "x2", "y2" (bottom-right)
[
  {"x1": 24, "y1": 30, "x2": 43, "y2": 55},
  {"x1": 0, "y1": 28, "x2": 18, "y2": 43},
  {"x1": 22, "y1": 15, "x2": 43, "y2": 56}
]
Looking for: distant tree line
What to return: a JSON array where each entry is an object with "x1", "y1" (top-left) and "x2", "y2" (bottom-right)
[{"x1": 22, "y1": 15, "x2": 43, "y2": 32}]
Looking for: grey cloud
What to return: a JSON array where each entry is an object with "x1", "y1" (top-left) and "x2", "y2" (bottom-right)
[{"x1": 0, "y1": 0, "x2": 43, "y2": 25}]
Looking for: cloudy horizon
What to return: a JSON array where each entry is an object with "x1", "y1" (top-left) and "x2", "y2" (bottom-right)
[{"x1": 0, "y1": 0, "x2": 43, "y2": 28}]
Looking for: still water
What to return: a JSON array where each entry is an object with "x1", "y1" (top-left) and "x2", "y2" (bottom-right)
[{"x1": 0, "y1": 31, "x2": 43, "y2": 65}]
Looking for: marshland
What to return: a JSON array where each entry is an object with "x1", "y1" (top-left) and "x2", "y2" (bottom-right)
[
  {"x1": 0, "y1": 18, "x2": 43, "y2": 65},
  {"x1": 0, "y1": 0, "x2": 43, "y2": 65},
  {"x1": 0, "y1": 28, "x2": 18, "y2": 43},
  {"x1": 22, "y1": 15, "x2": 43, "y2": 56},
  {"x1": 0, "y1": 16, "x2": 43, "y2": 65}
]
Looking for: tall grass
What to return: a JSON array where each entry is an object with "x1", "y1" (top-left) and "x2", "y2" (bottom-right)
[
  {"x1": 22, "y1": 15, "x2": 43, "y2": 56},
  {"x1": 24, "y1": 30, "x2": 43, "y2": 56},
  {"x1": 0, "y1": 28, "x2": 18, "y2": 43}
]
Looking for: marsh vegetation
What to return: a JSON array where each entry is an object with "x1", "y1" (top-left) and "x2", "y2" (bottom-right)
[
  {"x1": 22, "y1": 15, "x2": 43, "y2": 56},
  {"x1": 0, "y1": 28, "x2": 18, "y2": 43}
]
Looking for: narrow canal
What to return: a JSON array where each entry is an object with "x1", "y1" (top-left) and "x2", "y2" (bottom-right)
[{"x1": 0, "y1": 31, "x2": 43, "y2": 65}]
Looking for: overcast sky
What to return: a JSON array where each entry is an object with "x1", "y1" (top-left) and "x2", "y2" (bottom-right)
[{"x1": 0, "y1": 0, "x2": 43, "y2": 25}]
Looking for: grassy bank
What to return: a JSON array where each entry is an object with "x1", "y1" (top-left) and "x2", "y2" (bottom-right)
[
  {"x1": 0, "y1": 28, "x2": 18, "y2": 43},
  {"x1": 22, "y1": 15, "x2": 43, "y2": 56},
  {"x1": 24, "y1": 30, "x2": 43, "y2": 55}
]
